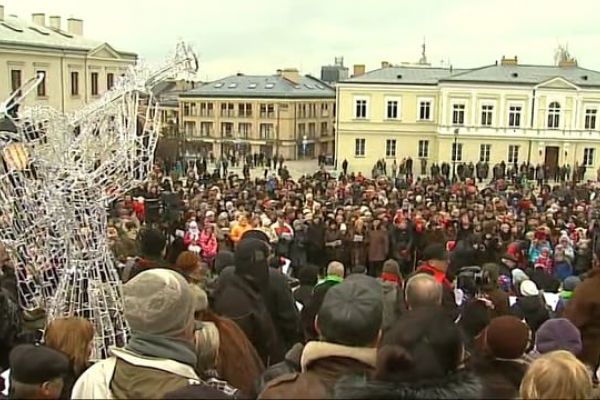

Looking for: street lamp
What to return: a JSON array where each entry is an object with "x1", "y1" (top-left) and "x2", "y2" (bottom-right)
[
  {"x1": 302, "y1": 135, "x2": 308, "y2": 159},
  {"x1": 452, "y1": 128, "x2": 459, "y2": 182}
]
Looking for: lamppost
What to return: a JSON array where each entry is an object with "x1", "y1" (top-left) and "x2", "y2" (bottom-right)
[
  {"x1": 302, "y1": 135, "x2": 308, "y2": 160},
  {"x1": 452, "y1": 127, "x2": 459, "y2": 182}
]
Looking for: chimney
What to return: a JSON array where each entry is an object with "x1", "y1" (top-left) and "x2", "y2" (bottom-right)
[
  {"x1": 67, "y1": 18, "x2": 83, "y2": 35},
  {"x1": 0, "y1": 5, "x2": 4, "y2": 21},
  {"x1": 501, "y1": 55, "x2": 518, "y2": 66},
  {"x1": 281, "y1": 68, "x2": 300, "y2": 84},
  {"x1": 353, "y1": 64, "x2": 366, "y2": 77},
  {"x1": 381, "y1": 61, "x2": 390, "y2": 68},
  {"x1": 32, "y1": 13, "x2": 45, "y2": 26},
  {"x1": 48, "y1": 15, "x2": 61, "y2": 30},
  {"x1": 559, "y1": 58, "x2": 578, "y2": 68}
]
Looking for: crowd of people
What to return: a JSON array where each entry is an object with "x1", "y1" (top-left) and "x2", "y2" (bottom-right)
[{"x1": 2, "y1": 155, "x2": 600, "y2": 399}]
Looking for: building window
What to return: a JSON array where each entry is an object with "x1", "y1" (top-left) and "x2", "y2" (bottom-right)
[
  {"x1": 385, "y1": 139, "x2": 396, "y2": 158},
  {"x1": 584, "y1": 148, "x2": 595, "y2": 167},
  {"x1": 70, "y1": 71, "x2": 79, "y2": 96},
  {"x1": 200, "y1": 122, "x2": 213, "y2": 136},
  {"x1": 508, "y1": 105, "x2": 522, "y2": 127},
  {"x1": 419, "y1": 100, "x2": 432, "y2": 120},
  {"x1": 321, "y1": 103, "x2": 329, "y2": 117},
  {"x1": 321, "y1": 122, "x2": 328, "y2": 136},
  {"x1": 508, "y1": 145, "x2": 520, "y2": 164},
  {"x1": 238, "y1": 103, "x2": 252, "y2": 118},
  {"x1": 386, "y1": 99, "x2": 399, "y2": 119},
  {"x1": 355, "y1": 138, "x2": 366, "y2": 157},
  {"x1": 355, "y1": 99, "x2": 367, "y2": 119},
  {"x1": 585, "y1": 109, "x2": 597, "y2": 130},
  {"x1": 481, "y1": 104, "x2": 493, "y2": 126},
  {"x1": 547, "y1": 101, "x2": 561, "y2": 129},
  {"x1": 308, "y1": 123, "x2": 316, "y2": 138},
  {"x1": 36, "y1": 71, "x2": 46, "y2": 97},
  {"x1": 298, "y1": 123, "x2": 306, "y2": 138},
  {"x1": 183, "y1": 121, "x2": 196, "y2": 135},
  {"x1": 259, "y1": 123, "x2": 274, "y2": 140},
  {"x1": 418, "y1": 140, "x2": 429, "y2": 158},
  {"x1": 200, "y1": 102, "x2": 214, "y2": 117},
  {"x1": 221, "y1": 122, "x2": 234, "y2": 138},
  {"x1": 479, "y1": 144, "x2": 491, "y2": 162},
  {"x1": 91, "y1": 72, "x2": 99, "y2": 96},
  {"x1": 107, "y1": 73, "x2": 114, "y2": 90},
  {"x1": 452, "y1": 142, "x2": 463, "y2": 161},
  {"x1": 239, "y1": 123, "x2": 251, "y2": 138},
  {"x1": 260, "y1": 104, "x2": 275, "y2": 118},
  {"x1": 221, "y1": 103, "x2": 235, "y2": 117},
  {"x1": 452, "y1": 104, "x2": 465, "y2": 125},
  {"x1": 10, "y1": 69, "x2": 22, "y2": 93}
]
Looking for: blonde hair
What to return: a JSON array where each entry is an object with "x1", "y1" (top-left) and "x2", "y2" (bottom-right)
[
  {"x1": 194, "y1": 321, "x2": 220, "y2": 372},
  {"x1": 44, "y1": 317, "x2": 94, "y2": 375},
  {"x1": 520, "y1": 350, "x2": 592, "y2": 399}
]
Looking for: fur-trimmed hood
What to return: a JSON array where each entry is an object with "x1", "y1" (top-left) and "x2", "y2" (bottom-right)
[{"x1": 334, "y1": 370, "x2": 483, "y2": 399}]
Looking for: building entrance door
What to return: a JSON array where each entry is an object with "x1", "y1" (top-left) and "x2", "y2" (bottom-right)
[{"x1": 545, "y1": 146, "x2": 559, "y2": 179}]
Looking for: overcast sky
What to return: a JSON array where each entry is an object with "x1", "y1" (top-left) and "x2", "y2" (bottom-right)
[{"x1": 4, "y1": 0, "x2": 600, "y2": 81}]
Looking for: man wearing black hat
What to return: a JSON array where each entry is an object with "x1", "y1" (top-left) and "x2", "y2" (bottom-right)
[
  {"x1": 415, "y1": 243, "x2": 457, "y2": 318},
  {"x1": 259, "y1": 275, "x2": 381, "y2": 399},
  {"x1": 7, "y1": 344, "x2": 70, "y2": 400}
]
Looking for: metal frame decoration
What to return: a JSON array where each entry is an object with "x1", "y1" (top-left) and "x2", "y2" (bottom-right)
[{"x1": 0, "y1": 42, "x2": 198, "y2": 359}]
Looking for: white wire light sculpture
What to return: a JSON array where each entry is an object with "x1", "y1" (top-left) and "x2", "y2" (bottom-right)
[{"x1": 0, "y1": 42, "x2": 198, "y2": 359}]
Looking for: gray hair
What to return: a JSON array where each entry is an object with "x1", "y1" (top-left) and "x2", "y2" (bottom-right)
[
  {"x1": 327, "y1": 261, "x2": 345, "y2": 278},
  {"x1": 405, "y1": 273, "x2": 443, "y2": 309}
]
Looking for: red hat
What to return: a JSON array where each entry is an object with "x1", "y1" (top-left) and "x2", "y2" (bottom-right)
[{"x1": 534, "y1": 230, "x2": 546, "y2": 240}]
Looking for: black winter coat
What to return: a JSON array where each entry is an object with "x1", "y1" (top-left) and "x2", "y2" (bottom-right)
[{"x1": 510, "y1": 295, "x2": 550, "y2": 334}]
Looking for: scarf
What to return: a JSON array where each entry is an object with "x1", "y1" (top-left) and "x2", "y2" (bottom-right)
[
  {"x1": 126, "y1": 332, "x2": 197, "y2": 367},
  {"x1": 559, "y1": 290, "x2": 573, "y2": 300},
  {"x1": 380, "y1": 272, "x2": 400, "y2": 285}
]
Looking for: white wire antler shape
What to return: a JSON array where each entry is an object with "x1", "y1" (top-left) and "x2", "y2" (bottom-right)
[{"x1": 0, "y1": 41, "x2": 198, "y2": 359}]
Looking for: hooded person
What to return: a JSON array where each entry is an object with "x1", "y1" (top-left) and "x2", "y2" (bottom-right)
[
  {"x1": 555, "y1": 275, "x2": 581, "y2": 316},
  {"x1": 529, "y1": 318, "x2": 582, "y2": 358},
  {"x1": 72, "y1": 269, "x2": 225, "y2": 399},
  {"x1": 212, "y1": 238, "x2": 284, "y2": 366},
  {"x1": 378, "y1": 259, "x2": 404, "y2": 333},
  {"x1": 259, "y1": 275, "x2": 382, "y2": 399},
  {"x1": 184, "y1": 221, "x2": 202, "y2": 254}
]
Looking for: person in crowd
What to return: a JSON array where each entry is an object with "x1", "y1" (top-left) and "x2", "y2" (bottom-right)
[
  {"x1": 458, "y1": 299, "x2": 493, "y2": 354},
  {"x1": 127, "y1": 228, "x2": 170, "y2": 280},
  {"x1": 510, "y1": 280, "x2": 550, "y2": 334},
  {"x1": 72, "y1": 269, "x2": 226, "y2": 398},
  {"x1": 367, "y1": 218, "x2": 389, "y2": 277},
  {"x1": 290, "y1": 220, "x2": 308, "y2": 272},
  {"x1": 529, "y1": 318, "x2": 582, "y2": 359},
  {"x1": 480, "y1": 263, "x2": 510, "y2": 317},
  {"x1": 302, "y1": 261, "x2": 345, "y2": 341},
  {"x1": 175, "y1": 251, "x2": 206, "y2": 287},
  {"x1": 520, "y1": 351, "x2": 593, "y2": 400},
  {"x1": 7, "y1": 344, "x2": 70, "y2": 400},
  {"x1": 415, "y1": 243, "x2": 457, "y2": 317},
  {"x1": 293, "y1": 264, "x2": 319, "y2": 309},
  {"x1": 43, "y1": 317, "x2": 94, "y2": 400},
  {"x1": 556, "y1": 275, "x2": 581, "y2": 315},
  {"x1": 404, "y1": 273, "x2": 442, "y2": 311},
  {"x1": 378, "y1": 259, "x2": 403, "y2": 333},
  {"x1": 259, "y1": 275, "x2": 382, "y2": 399},
  {"x1": 183, "y1": 220, "x2": 202, "y2": 254},
  {"x1": 199, "y1": 224, "x2": 218, "y2": 267},
  {"x1": 334, "y1": 307, "x2": 482, "y2": 399},
  {"x1": 471, "y1": 315, "x2": 531, "y2": 398},
  {"x1": 565, "y1": 251, "x2": 600, "y2": 375},
  {"x1": 229, "y1": 214, "x2": 251, "y2": 246},
  {"x1": 212, "y1": 238, "x2": 284, "y2": 366}
]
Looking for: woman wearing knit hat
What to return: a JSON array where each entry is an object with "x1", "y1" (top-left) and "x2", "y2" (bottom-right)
[{"x1": 469, "y1": 316, "x2": 531, "y2": 399}]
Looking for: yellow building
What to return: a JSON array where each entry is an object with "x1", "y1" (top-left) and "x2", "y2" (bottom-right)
[
  {"x1": 0, "y1": 5, "x2": 136, "y2": 113},
  {"x1": 337, "y1": 57, "x2": 600, "y2": 179},
  {"x1": 178, "y1": 68, "x2": 335, "y2": 160}
]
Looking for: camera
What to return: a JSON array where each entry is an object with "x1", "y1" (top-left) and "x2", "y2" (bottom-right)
[{"x1": 456, "y1": 266, "x2": 491, "y2": 297}]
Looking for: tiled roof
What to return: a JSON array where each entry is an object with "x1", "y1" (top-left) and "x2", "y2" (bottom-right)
[
  {"x1": 346, "y1": 66, "x2": 467, "y2": 85},
  {"x1": 441, "y1": 64, "x2": 600, "y2": 87},
  {"x1": 344, "y1": 63, "x2": 600, "y2": 87},
  {"x1": 180, "y1": 74, "x2": 335, "y2": 99},
  {"x1": 0, "y1": 14, "x2": 135, "y2": 56}
]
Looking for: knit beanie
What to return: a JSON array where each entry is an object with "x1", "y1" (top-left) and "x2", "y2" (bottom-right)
[
  {"x1": 485, "y1": 316, "x2": 530, "y2": 359},
  {"x1": 520, "y1": 280, "x2": 539, "y2": 297},
  {"x1": 123, "y1": 268, "x2": 195, "y2": 337},
  {"x1": 382, "y1": 259, "x2": 400, "y2": 277},
  {"x1": 535, "y1": 318, "x2": 582, "y2": 356},
  {"x1": 563, "y1": 276, "x2": 581, "y2": 292}
]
